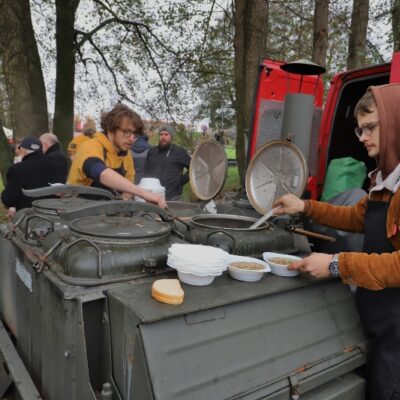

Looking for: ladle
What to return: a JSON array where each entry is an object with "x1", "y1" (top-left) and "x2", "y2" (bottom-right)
[
  {"x1": 249, "y1": 207, "x2": 281, "y2": 229},
  {"x1": 249, "y1": 206, "x2": 336, "y2": 242}
]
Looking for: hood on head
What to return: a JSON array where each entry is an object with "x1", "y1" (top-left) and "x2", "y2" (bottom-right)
[
  {"x1": 370, "y1": 84, "x2": 400, "y2": 179},
  {"x1": 132, "y1": 135, "x2": 150, "y2": 153}
]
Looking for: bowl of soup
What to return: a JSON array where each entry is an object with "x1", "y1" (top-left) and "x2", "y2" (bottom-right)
[
  {"x1": 263, "y1": 252, "x2": 301, "y2": 277},
  {"x1": 227, "y1": 257, "x2": 268, "y2": 282}
]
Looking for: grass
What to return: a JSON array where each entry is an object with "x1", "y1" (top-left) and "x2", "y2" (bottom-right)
[
  {"x1": 182, "y1": 165, "x2": 240, "y2": 202},
  {"x1": 225, "y1": 147, "x2": 236, "y2": 159}
]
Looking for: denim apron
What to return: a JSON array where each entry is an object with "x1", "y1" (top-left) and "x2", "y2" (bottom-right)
[{"x1": 356, "y1": 199, "x2": 400, "y2": 399}]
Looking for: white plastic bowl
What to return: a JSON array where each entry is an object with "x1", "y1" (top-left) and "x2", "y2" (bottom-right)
[
  {"x1": 177, "y1": 271, "x2": 215, "y2": 286},
  {"x1": 263, "y1": 252, "x2": 301, "y2": 277},
  {"x1": 227, "y1": 263, "x2": 266, "y2": 282}
]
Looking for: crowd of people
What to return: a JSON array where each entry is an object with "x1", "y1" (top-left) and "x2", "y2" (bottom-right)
[{"x1": 1, "y1": 104, "x2": 193, "y2": 213}]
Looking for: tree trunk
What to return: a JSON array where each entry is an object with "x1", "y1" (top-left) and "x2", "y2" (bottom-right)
[
  {"x1": 53, "y1": 0, "x2": 80, "y2": 150},
  {"x1": 234, "y1": 0, "x2": 269, "y2": 190},
  {"x1": 0, "y1": 0, "x2": 49, "y2": 138},
  {"x1": 312, "y1": 0, "x2": 329, "y2": 67},
  {"x1": 393, "y1": 0, "x2": 400, "y2": 51},
  {"x1": 0, "y1": 126, "x2": 13, "y2": 185},
  {"x1": 347, "y1": 0, "x2": 369, "y2": 70}
]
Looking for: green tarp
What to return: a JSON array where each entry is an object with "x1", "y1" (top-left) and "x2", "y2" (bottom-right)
[{"x1": 321, "y1": 157, "x2": 367, "y2": 202}]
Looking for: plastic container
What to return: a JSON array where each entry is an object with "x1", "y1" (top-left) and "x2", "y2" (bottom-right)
[
  {"x1": 263, "y1": 252, "x2": 301, "y2": 277},
  {"x1": 177, "y1": 271, "x2": 215, "y2": 286},
  {"x1": 227, "y1": 263, "x2": 267, "y2": 282},
  {"x1": 135, "y1": 178, "x2": 165, "y2": 202}
]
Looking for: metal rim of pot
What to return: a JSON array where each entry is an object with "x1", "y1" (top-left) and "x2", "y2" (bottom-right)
[
  {"x1": 190, "y1": 213, "x2": 272, "y2": 231},
  {"x1": 69, "y1": 215, "x2": 171, "y2": 240}
]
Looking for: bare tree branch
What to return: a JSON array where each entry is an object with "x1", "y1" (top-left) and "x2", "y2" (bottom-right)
[
  {"x1": 133, "y1": 25, "x2": 175, "y2": 120},
  {"x1": 86, "y1": 35, "x2": 141, "y2": 107}
]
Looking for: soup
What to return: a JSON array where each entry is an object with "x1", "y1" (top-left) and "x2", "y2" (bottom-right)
[
  {"x1": 229, "y1": 262, "x2": 265, "y2": 271},
  {"x1": 268, "y1": 257, "x2": 294, "y2": 266}
]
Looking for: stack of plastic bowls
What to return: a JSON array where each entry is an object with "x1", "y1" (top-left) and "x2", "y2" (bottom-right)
[
  {"x1": 135, "y1": 178, "x2": 166, "y2": 202},
  {"x1": 167, "y1": 244, "x2": 229, "y2": 286}
]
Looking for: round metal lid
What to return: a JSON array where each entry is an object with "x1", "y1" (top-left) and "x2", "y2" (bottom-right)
[
  {"x1": 189, "y1": 140, "x2": 227, "y2": 200},
  {"x1": 245, "y1": 140, "x2": 308, "y2": 214},
  {"x1": 280, "y1": 59, "x2": 326, "y2": 76},
  {"x1": 69, "y1": 215, "x2": 171, "y2": 239},
  {"x1": 32, "y1": 198, "x2": 96, "y2": 215}
]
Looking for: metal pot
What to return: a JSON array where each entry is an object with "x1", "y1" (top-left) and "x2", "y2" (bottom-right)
[
  {"x1": 185, "y1": 214, "x2": 295, "y2": 257},
  {"x1": 166, "y1": 201, "x2": 205, "y2": 217},
  {"x1": 216, "y1": 197, "x2": 262, "y2": 219},
  {"x1": 40, "y1": 200, "x2": 186, "y2": 284},
  {"x1": 6, "y1": 185, "x2": 115, "y2": 245}
]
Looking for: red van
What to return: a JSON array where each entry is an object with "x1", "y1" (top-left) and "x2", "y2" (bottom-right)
[{"x1": 248, "y1": 52, "x2": 400, "y2": 200}]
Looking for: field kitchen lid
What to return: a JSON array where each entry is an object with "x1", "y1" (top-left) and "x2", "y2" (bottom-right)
[
  {"x1": 190, "y1": 139, "x2": 227, "y2": 200},
  {"x1": 32, "y1": 198, "x2": 97, "y2": 215},
  {"x1": 69, "y1": 215, "x2": 171, "y2": 239},
  {"x1": 246, "y1": 140, "x2": 308, "y2": 215}
]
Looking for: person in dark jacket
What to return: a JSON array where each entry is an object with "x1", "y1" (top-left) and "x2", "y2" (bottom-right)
[
  {"x1": 1, "y1": 137, "x2": 67, "y2": 211},
  {"x1": 131, "y1": 132, "x2": 150, "y2": 184},
  {"x1": 144, "y1": 125, "x2": 191, "y2": 201},
  {"x1": 40, "y1": 133, "x2": 70, "y2": 182}
]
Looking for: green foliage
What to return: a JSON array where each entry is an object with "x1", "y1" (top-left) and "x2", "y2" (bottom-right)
[
  {"x1": 26, "y1": 0, "x2": 396, "y2": 151},
  {"x1": 147, "y1": 128, "x2": 204, "y2": 153},
  {"x1": 222, "y1": 165, "x2": 240, "y2": 193},
  {"x1": 225, "y1": 146, "x2": 236, "y2": 159}
]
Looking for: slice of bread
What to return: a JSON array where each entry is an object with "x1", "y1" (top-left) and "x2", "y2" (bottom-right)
[{"x1": 151, "y1": 279, "x2": 184, "y2": 305}]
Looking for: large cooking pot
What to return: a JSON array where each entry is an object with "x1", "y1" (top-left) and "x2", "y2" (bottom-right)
[
  {"x1": 216, "y1": 196, "x2": 262, "y2": 219},
  {"x1": 184, "y1": 214, "x2": 295, "y2": 257},
  {"x1": 39, "y1": 200, "x2": 185, "y2": 284},
  {"x1": 166, "y1": 200, "x2": 209, "y2": 237},
  {"x1": 166, "y1": 201, "x2": 205, "y2": 217},
  {"x1": 7, "y1": 185, "x2": 114, "y2": 245}
]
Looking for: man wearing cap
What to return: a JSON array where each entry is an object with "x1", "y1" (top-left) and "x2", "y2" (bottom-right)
[
  {"x1": 144, "y1": 125, "x2": 191, "y2": 201},
  {"x1": 68, "y1": 104, "x2": 166, "y2": 208},
  {"x1": 1, "y1": 137, "x2": 67, "y2": 212},
  {"x1": 39, "y1": 133, "x2": 70, "y2": 182}
]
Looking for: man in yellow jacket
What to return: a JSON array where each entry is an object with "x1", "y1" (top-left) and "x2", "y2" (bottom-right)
[{"x1": 68, "y1": 103, "x2": 166, "y2": 208}]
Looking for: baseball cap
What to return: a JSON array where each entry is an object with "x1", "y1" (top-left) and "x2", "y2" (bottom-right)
[{"x1": 19, "y1": 137, "x2": 42, "y2": 152}]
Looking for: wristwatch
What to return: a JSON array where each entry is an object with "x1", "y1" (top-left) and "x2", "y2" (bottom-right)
[{"x1": 328, "y1": 254, "x2": 340, "y2": 277}]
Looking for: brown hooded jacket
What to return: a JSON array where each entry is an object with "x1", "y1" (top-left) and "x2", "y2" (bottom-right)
[{"x1": 303, "y1": 84, "x2": 400, "y2": 290}]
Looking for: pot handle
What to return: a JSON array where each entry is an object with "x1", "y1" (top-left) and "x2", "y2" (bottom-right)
[
  {"x1": 206, "y1": 230, "x2": 235, "y2": 253},
  {"x1": 59, "y1": 238, "x2": 103, "y2": 278},
  {"x1": 288, "y1": 227, "x2": 336, "y2": 242},
  {"x1": 24, "y1": 215, "x2": 55, "y2": 240},
  {"x1": 22, "y1": 184, "x2": 115, "y2": 199}
]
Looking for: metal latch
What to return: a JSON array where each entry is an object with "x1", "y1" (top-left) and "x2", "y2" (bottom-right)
[{"x1": 289, "y1": 374, "x2": 300, "y2": 400}]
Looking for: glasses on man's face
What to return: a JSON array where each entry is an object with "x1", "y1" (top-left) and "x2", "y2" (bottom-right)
[
  {"x1": 119, "y1": 128, "x2": 136, "y2": 138},
  {"x1": 354, "y1": 121, "x2": 379, "y2": 139}
]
